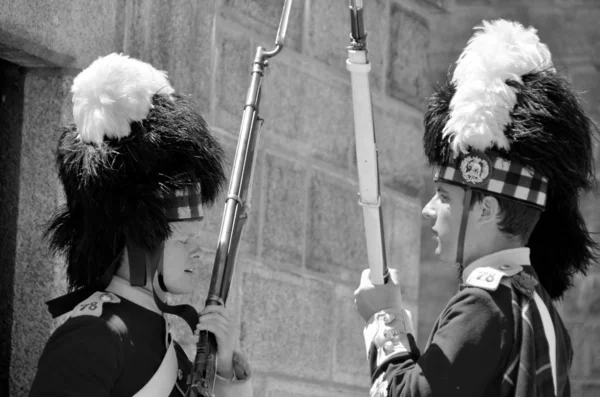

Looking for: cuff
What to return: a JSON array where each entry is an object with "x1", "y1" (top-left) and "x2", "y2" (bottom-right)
[
  {"x1": 214, "y1": 351, "x2": 253, "y2": 397},
  {"x1": 363, "y1": 308, "x2": 414, "y2": 367}
]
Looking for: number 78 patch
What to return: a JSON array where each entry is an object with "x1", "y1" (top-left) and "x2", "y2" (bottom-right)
[
  {"x1": 466, "y1": 264, "x2": 523, "y2": 291},
  {"x1": 70, "y1": 291, "x2": 120, "y2": 318}
]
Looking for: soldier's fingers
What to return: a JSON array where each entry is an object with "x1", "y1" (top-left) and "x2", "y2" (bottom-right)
[
  {"x1": 199, "y1": 304, "x2": 229, "y2": 317},
  {"x1": 198, "y1": 312, "x2": 231, "y2": 329}
]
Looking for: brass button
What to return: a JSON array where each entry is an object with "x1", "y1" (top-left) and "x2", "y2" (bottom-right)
[
  {"x1": 383, "y1": 341, "x2": 395, "y2": 354},
  {"x1": 100, "y1": 293, "x2": 112, "y2": 302}
]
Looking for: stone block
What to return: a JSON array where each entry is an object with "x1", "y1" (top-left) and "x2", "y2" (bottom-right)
[
  {"x1": 123, "y1": 0, "x2": 216, "y2": 111},
  {"x1": 259, "y1": 61, "x2": 311, "y2": 151},
  {"x1": 222, "y1": 0, "x2": 304, "y2": 52},
  {"x1": 262, "y1": 152, "x2": 309, "y2": 265},
  {"x1": 306, "y1": 171, "x2": 368, "y2": 282},
  {"x1": 387, "y1": 4, "x2": 430, "y2": 105},
  {"x1": 557, "y1": 275, "x2": 587, "y2": 323},
  {"x1": 0, "y1": 0, "x2": 123, "y2": 68},
  {"x1": 215, "y1": 29, "x2": 254, "y2": 132},
  {"x1": 332, "y1": 284, "x2": 372, "y2": 387},
  {"x1": 566, "y1": 64, "x2": 600, "y2": 125},
  {"x1": 305, "y1": 0, "x2": 350, "y2": 72},
  {"x1": 372, "y1": 106, "x2": 426, "y2": 197},
  {"x1": 571, "y1": 381, "x2": 600, "y2": 397},
  {"x1": 10, "y1": 74, "x2": 72, "y2": 397},
  {"x1": 388, "y1": 196, "x2": 422, "y2": 304},
  {"x1": 259, "y1": 375, "x2": 369, "y2": 397},
  {"x1": 261, "y1": 62, "x2": 353, "y2": 168},
  {"x1": 306, "y1": 0, "x2": 386, "y2": 82},
  {"x1": 574, "y1": 274, "x2": 600, "y2": 316},
  {"x1": 361, "y1": 0, "x2": 388, "y2": 92},
  {"x1": 239, "y1": 263, "x2": 336, "y2": 380},
  {"x1": 566, "y1": 322, "x2": 597, "y2": 379}
]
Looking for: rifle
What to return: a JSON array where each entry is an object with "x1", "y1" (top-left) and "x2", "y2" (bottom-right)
[
  {"x1": 186, "y1": 1, "x2": 293, "y2": 396},
  {"x1": 346, "y1": 0, "x2": 390, "y2": 286}
]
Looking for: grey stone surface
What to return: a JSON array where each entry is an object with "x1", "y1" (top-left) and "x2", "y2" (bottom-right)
[
  {"x1": 361, "y1": 0, "x2": 388, "y2": 92},
  {"x1": 261, "y1": 61, "x2": 353, "y2": 169},
  {"x1": 306, "y1": 0, "x2": 351, "y2": 72},
  {"x1": 215, "y1": 28, "x2": 254, "y2": 132},
  {"x1": 239, "y1": 263, "x2": 336, "y2": 380},
  {"x1": 10, "y1": 73, "x2": 73, "y2": 397},
  {"x1": 221, "y1": 0, "x2": 304, "y2": 53},
  {"x1": 262, "y1": 152, "x2": 308, "y2": 265},
  {"x1": 0, "y1": 0, "x2": 124, "y2": 68},
  {"x1": 307, "y1": 171, "x2": 368, "y2": 280},
  {"x1": 389, "y1": 196, "x2": 422, "y2": 304},
  {"x1": 372, "y1": 106, "x2": 426, "y2": 196},
  {"x1": 387, "y1": 4, "x2": 430, "y2": 106},
  {"x1": 259, "y1": 61, "x2": 313, "y2": 150},
  {"x1": 123, "y1": 0, "x2": 216, "y2": 111},
  {"x1": 332, "y1": 284, "x2": 371, "y2": 387}
]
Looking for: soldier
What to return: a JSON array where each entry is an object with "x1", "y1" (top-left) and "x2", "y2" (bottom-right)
[
  {"x1": 355, "y1": 20, "x2": 598, "y2": 397},
  {"x1": 29, "y1": 53, "x2": 252, "y2": 397}
]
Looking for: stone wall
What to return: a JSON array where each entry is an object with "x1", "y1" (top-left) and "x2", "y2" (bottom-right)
[{"x1": 0, "y1": 1, "x2": 428, "y2": 396}]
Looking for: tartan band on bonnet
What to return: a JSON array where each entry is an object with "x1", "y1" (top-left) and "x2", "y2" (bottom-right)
[
  {"x1": 434, "y1": 151, "x2": 548, "y2": 210},
  {"x1": 164, "y1": 186, "x2": 204, "y2": 221}
]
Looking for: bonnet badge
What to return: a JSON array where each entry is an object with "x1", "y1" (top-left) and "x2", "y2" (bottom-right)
[{"x1": 460, "y1": 154, "x2": 491, "y2": 185}]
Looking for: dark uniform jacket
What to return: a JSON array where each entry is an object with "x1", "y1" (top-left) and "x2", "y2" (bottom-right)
[
  {"x1": 29, "y1": 277, "x2": 252, "y2": 397},
  {"x1": 365, "y1": 248, "x2": 572, "y2": 397}
]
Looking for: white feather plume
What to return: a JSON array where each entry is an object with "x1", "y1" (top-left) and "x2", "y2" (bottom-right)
[
  {"x1": 443, "y1": 20, "x2": 554, "y2": 156},
  {"x1": 71, "y1": 53, "x2": 175, "y2": 145}
]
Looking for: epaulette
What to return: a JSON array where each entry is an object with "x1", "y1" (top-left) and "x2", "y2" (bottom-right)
[
  {"x1": 69, "y1": 291, "x2": 121, "y2": 318},
  {"x1": 465, "y1": 263, "x2": 523, "y2": 291}
]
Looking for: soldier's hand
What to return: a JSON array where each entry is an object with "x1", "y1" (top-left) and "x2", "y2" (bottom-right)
[
  {"x1": 354, "y1": 268, "x2": 403, "y2": 322},
  {"x1": 196, "y1": 305, "x2": 235, "y2": 380}
]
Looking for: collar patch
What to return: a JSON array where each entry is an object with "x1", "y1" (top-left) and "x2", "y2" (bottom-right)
[
  {"x1": 69, "y1": 291, "x2": 120, "y2": 318},
  {"x1": 465, "y1": 263, "x2": 523, "y2": 291}
]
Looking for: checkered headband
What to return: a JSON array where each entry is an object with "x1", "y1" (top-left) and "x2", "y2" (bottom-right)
[
  {"x1": 164, "y1": 186, "x2": 204, "y2": 221},
  {"x1": 434, "y1": 151, "x2": 548, "y2": 210}
]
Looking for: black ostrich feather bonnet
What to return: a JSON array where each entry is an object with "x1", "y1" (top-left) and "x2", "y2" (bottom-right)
[
  {"x1": 422, "y1": 20, "x2": 598, "y2": 299},
  {"x1": 45, "y1": 53, "x2": 226, "y2": 315}
]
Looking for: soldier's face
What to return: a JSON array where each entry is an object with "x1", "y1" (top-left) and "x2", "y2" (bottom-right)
[
  {"x1": 162, "y1": 219, "x2": 204, "y2": 294},
  {"x1": 422, "y1": 182, "x2": 469, "y2": 264}
]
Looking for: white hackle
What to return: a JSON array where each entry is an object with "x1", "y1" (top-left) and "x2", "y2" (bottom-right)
[
  {"x1": 443, "y1": 20, "x2": 554, "y2": 156},
  {"x1": 71, "y1": 53, "x2": 175, "y2": 145}
]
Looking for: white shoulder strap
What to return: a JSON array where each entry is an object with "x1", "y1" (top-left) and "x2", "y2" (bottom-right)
[
  {"x1": 133, "y1": 321, "x2": 179, "y2": 397},
  {"x1": 133, "y1": 341, "x2": 178, "y2": 397}
]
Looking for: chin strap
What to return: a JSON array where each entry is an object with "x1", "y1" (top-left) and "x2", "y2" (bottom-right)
[
  {"x1": 455, "y1": 188, "x2": 473, "y2": 267},
  {"x1": 152, "y1": 272, "x2": 199, "y2": 332},
  {"x1": 148, "y1": 243, "x2": 199, "y2": 332}
]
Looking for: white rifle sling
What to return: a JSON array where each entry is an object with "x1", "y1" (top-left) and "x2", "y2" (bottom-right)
[{"x1": 346, "y1": 49, "x2": 386, "y2": 285}]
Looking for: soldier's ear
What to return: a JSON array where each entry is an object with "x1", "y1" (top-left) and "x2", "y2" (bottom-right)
[{"x1": 477, "y1": 195, "x2": 500, "y2": 225}]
